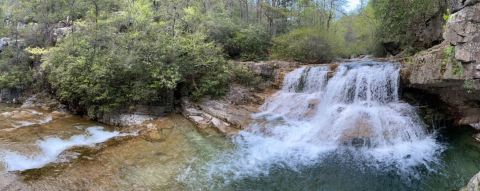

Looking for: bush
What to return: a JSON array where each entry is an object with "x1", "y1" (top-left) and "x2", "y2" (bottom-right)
[
  {"x1": 0, "y1": 47, "x2": 33, "y2": 89},
  {"x1": 271, "y1": 28, "x2": 332, "y2": 63},
  {"x1": 229, "y1": 25, "x2": 271, "y2": 61},
  {"x1": 42, "y1": 20, "x2": 232, "y2": 110},
  {"x1": 207, "y1": 20, "x2": 270, "y2": 61},
  {"x1": 233, "y1": 66, "x2": 262, "y2": 87}
]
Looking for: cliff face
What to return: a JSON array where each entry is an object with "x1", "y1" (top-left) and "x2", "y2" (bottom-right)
[{"x1": 401, "y1": 2, "x2": 480, "y2": 126}]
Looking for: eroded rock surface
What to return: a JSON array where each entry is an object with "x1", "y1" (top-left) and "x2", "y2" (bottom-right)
[
  {"x1": 401, "y1": 2, "x2": 480, "y2": 125},
  {"x1": 181, "y1": 61, "x2": 307, "y2": 135},
  {"x1": 0, "y1": 173, "x2": 30, "y2": 191}
]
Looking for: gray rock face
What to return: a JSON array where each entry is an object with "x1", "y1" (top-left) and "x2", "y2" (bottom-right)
[
  {"x1": 181, "y1": 97, "x2": 241, "y2": 136},
  {"x1": 95, "y1": 91, "x2": 174, "y2": 127},
  {"x1": 444, "y1": 3, "x2": 480, "y2": 63},
  {"x1": 20, "y1": 90, "x2": 174, "y2": 128},
  {"x1": 402, "y1": 2, "x2": 480, "y2": 125},
  {"x1": 0, "y1": 88, "x2": 24, "y2": 104}
]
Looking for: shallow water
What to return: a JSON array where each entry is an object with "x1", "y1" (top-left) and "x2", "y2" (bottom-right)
[{"x1": 1, "y1": 62, "x2": 480, "y2": 191}]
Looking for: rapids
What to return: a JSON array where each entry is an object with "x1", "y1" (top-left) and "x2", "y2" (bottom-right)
[{"x1": 1, "y1": 60, "x2": 480, "y2": 190}]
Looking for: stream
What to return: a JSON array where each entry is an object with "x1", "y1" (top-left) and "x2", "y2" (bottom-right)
[{"x1": 1, "y1": 60, "x2": 480, "y2": 190}]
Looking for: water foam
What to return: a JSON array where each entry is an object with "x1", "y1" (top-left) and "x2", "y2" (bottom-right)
[
  {"x1": 1, "y1": 127, "x2": 129, "y2": 171},
  {"x1": 203, "y1": 62, "x2": 444, "y2": 182}
]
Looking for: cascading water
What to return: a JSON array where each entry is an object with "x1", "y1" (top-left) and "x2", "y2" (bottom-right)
[
  {"x1": 192, "y1": 61, "x2": 445, "y2": 188},
  {"x1": 1, "y1": 62, "x2": 479, "y2": 190}
]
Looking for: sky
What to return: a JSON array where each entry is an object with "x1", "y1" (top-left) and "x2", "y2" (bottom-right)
[{"x1": 345, "y1": 0, "x2": 361, "y2": 12}]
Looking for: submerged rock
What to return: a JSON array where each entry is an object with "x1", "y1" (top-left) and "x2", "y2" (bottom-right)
[{"x1": 140, "y1": 118, "x2": 174, "y2": 141}]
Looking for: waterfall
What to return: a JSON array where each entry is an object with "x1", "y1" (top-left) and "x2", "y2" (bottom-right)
[
  {"x1": 203, "y1": 61, "x2": 444, "y2": 182},
  {"x1": 255, "y1": 62, "x2": 431, "y2": 148},
  {"x1": 258, "y1": 66, "x2": 330, "y2": 121}
]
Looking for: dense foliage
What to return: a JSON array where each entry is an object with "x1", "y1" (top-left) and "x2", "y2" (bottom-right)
[
  {"x1": 371, "y1": 0, "x2": 446, "y2": 54},
  {"x1": 1, "y1": 0, "x2": 431, "y2": 111}
]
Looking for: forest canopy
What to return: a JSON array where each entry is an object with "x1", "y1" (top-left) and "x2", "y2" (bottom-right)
[{"x1": 0, "y1": 0, "x2": 447, "y2": 112}]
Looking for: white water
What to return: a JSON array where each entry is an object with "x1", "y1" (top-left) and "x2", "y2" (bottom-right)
[
  {"x1": 1, "y1": 127, "x2": 130, "y2": 171},
  {"x1": 200, "y1": 62, "x2": 444, "y2": 184}
]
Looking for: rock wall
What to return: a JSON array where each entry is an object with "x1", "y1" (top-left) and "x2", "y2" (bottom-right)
[
  {"x1": 93, "y1": 91, "x2": 174, "y2": 127},
  {"x1": 21, "y1": 90, "x2": 175, "y2": 128},
  {"x1": 0, "y1": 88, "x2": 25, "y2": 104},
  {"x1": 401, "y1": 2, "x2": 480, "y2": 125}
]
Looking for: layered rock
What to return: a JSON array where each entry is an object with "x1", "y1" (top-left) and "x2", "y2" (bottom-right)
[
  {"x1": 401, "y1": 2, "x2": 480, "y2": 125},
  {"x1": 181, "y1": 61, "x2": 305, "y2": 135}
]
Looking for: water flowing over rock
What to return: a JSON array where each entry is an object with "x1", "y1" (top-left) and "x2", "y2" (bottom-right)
[
  {"x1": 197, "y1": 60, "x2": 443, "y2": 184},
  {"x1": 255, "y1": 61, "x2": 432, "y2": 148}
]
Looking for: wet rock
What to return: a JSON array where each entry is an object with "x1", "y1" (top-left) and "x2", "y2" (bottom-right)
[
  {"x1": 461, "y1": 171, "x2": 480, "y2": 191},
  {"x1": 21, "y1": 95, "x2": 69, "y2": 113},
  {"x1": 474, "y1": 133, "x2": 480, "y2": 143},
  {"x1": 100, "y1": 114, "x2": 154, "y2": 127},
  {"x1": 234, "y1": 61, "x2": 302, "y2": 89},
  {"x1": 0, "y1": 173, "x2": 30, "y2": 191}
]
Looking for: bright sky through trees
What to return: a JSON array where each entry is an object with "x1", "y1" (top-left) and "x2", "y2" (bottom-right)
[{"x1": 346, "y1": 0, "x2": 361, "y2": 11}]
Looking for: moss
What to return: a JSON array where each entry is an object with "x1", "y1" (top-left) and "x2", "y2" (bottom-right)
[
  {"x1": 442, "y1": 45, "x2": 464, "y2": 77},
  {"x1": 464, "y1": 79, "x2": 475, "y2": 94},
  {"x1": 20, "y1": 165, "x2": 63, "y2": 181}
]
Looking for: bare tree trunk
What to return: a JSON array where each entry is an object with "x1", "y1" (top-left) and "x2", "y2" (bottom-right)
[
  {"x1": 257, "y1": 0, "x2": 261, "y2": 21},
  {"x1": 244, "y1": 0, "x2": 249, "y2": 24},
  {"x1": 172, "y1": 7, "x2": 177, "y2": 38},
  {"x1": 327, "y1": 0, "x2": 336, "y2": 30},
  {"x1": 69, "y1": 0, "x2": 76, "y2": 47},
  {"x1": 271, "y1": 0, "x2": 277, "y2": 38}
]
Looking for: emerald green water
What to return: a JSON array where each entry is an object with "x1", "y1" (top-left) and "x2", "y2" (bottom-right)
[{"x1": 216, "y1": 127, "x2": 480, "y2": 191}]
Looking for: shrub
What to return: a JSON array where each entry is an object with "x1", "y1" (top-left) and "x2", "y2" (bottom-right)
[
  {"x1": 271, "y1": 28, "x2": 332, "y2": 63},
  {"x1": 229, "y1": 25, "x2": 271, "y2": 61},
  {"x1": 233, "y1": 66, "x2": 262, "y2": 87}
]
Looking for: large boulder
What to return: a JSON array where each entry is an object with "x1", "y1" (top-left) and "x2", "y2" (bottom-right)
[{"x1": 444, "y1": 3, "x2": 480, "y2": 64}]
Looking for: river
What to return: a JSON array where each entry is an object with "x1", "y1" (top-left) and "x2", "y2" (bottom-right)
[{"x1": 1, "y1": 60, "x2": 479, "y2": 190}]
